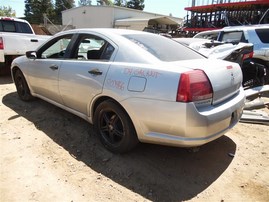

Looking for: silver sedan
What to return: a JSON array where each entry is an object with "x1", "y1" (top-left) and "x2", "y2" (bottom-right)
[{"x1": 11, "y1": 29, "x2": 245, "y2": 153}]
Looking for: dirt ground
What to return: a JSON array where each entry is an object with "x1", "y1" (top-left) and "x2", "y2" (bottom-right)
[{"x1": 1, "y1": 75, "x2": 269, "y2": 202}]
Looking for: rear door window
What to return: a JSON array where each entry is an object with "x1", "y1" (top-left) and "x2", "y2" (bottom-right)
[
  {"x1": 16, "y1": 21, "x2": 33, "y2": 34},
  {"x1": 255, "y1": 29, "x2": 269, "y2": 43}
]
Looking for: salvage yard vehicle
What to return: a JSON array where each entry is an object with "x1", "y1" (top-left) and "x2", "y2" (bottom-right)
[
  {"x1": 173, "y1": 37, "x2": 253, "y2": 64},
  {"x1": 177, "y1": 24, "x2": 269, "y2": 88},
  {"x1": 174, "y1": 37, "x2": 255, "y2": 88},
  {"x1": 11, "y1": 29, "x2": 245, "y2": 153},
  {"x1": 217, "y1": 25, "x2": 269, "y2": 88},
  {"x1": 0, "y1": 17, "x2": 51, "y2": 75}
]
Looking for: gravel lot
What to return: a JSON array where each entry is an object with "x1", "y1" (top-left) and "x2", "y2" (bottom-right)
[{"x1": 1, "y1": 75, "x2": 269, "y2": 202}]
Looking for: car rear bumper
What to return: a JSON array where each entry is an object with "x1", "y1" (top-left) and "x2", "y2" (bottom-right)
[{"x1": 122, "y1": 87, "x2": 245, "y2": 147}]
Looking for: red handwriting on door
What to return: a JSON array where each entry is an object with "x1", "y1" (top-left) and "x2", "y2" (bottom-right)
[
  {"x1": 124, "y1": 68, "x2": 161, "y2": 78},
  {"x1": 106, "y1": 79, "x2": 125, "y2": 91}
]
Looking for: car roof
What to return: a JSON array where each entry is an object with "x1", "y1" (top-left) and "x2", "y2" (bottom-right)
[
  {"x1": 0, "y1": 16, "x2": 29, "y2": 24},
  {"x1": 193, "y1": 29, "x2": 221, "y2": 39},
  {"x1": 222, "y1": 24, "x2": 269, "y2": 31},
  {"x1": 193, "y1": 24, "x2": 269, "y2": 38},
  {"x1": 194, "y1": 29, "x2": 221, "y2": 35},
  {"x1": 55, "y1": 28, "x2": 151, "y2": 37}
]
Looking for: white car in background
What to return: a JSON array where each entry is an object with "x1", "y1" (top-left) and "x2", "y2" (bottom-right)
[
  {"x1": 197, "y1": 25, "x2": 269, "y2": 87},
  {"x1": 193, "y1": 29, "x2": 221, "y2": 40}
]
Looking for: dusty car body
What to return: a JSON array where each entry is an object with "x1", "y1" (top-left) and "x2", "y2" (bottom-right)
[{"x1": 11, "y1": 29, "x2": 245, "y2": 153}]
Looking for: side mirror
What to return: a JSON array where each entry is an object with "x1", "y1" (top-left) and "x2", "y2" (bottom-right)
[{"x1": 26, "y1": 51, "x2": 37, "y2": 59}]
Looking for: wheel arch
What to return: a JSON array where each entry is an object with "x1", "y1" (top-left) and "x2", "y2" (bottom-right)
[
  {"x1": 91, "y1": 95, "x2": 140, "y2": 153},
  {"x1": 91, "y1": 96, "x2": 130, "y2": 120},
  {"x1": 11, "y1": 66, "x2": 21, "y2": 80},
  {"x1": 12, "y1": 66, "x2": 34, "y2": 101},
  {"x1": 91, "y1": 96, "x2": 138, "y2": 134}
]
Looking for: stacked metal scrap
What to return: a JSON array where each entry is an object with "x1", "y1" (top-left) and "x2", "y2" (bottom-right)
[{"x1": 240, "y1": 85, "x2": 269, "y2": 125}]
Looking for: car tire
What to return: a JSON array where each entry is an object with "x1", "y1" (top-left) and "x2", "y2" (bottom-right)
[
  {"x1": 94, "y1": 100, "x2": 139, "y2": 153},
  {"x1": 14, "y1": 70, "x2": 34, "y2": 101}
]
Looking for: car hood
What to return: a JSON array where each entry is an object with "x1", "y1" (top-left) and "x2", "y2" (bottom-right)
[{"x1": 169, "y1": 59, "x2": 243, "y2": 105}]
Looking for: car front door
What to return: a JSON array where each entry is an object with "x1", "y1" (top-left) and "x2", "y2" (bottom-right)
[
  {"x1": 26, "y1": 34, "x2": 74, "y2": 104},
  {"x1": 58, "y1": 33, "x2": 115, "y2": 116}
]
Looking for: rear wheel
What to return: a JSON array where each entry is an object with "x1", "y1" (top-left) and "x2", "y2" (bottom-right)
[
  {"x1": 14, "y1": 70, "x2": 34, "y2": 101},
  {"x1": 94, "y1": 100, "x2": 139, "y2": 153}
]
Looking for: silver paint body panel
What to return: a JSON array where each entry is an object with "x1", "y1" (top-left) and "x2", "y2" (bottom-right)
[{"x1": 11, "y1": 28, "x2": 245, "y2": 147}]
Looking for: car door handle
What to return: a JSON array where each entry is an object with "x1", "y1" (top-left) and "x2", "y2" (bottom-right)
[
  {"x1": 88, "y1": 68, "x2": 102, "y2": 75},
  {"x1": 49, "y1": 65, "x2": 58, "y2": 70},
  {"x1": 31, "y1": 39, "x2": 38, "y2": 42}
]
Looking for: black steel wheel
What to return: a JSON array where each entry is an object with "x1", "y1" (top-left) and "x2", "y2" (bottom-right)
[
  {"x1": 14, "y1": 70, "x2": 34, "y2": 101},
  {"x1": 94, "y1": 100, "x2": 139, "y2": 153}
]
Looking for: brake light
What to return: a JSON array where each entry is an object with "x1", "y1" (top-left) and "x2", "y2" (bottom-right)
[
  {"x1": 0, "y1": 17, "x2": 14, "y2": 21},
  {"x1": 242, "y1": 51, "x2": 253, "y2": 61},
  {"x1": 177, "y1": 70, "x2": 213, "y2": 102},
  {"x1": 0, "y1": 37, "x2": 3, "y2": 50}
]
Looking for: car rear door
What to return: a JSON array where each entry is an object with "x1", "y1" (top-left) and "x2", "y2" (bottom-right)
[{"x1": 58, "y1": 33, "x2": 115, "y2": 116}]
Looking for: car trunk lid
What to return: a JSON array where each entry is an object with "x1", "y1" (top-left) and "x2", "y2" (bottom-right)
[{"x1": 171, "y1": 59, "x2": 242, "y2": 105}]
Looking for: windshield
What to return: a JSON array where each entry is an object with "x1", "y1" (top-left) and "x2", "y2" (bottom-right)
[{"x1": 123, "y1": 34, "x2": 205, "y2": 62}]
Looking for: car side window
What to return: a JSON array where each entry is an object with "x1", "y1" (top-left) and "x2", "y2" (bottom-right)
[
  {"x1": 255, "y1": 28, "x2": 269, "y2": 43},
  {"x1": 40, "y1": 35, "x2": 73, "y2": 59},
  {"x1": 73, "y1": 34, "x2": 114, "y2": 61},
  {"x1": 16, "y1": 21, "x2": 33, "y2": 34}
]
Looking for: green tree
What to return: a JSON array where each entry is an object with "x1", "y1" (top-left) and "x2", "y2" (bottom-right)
[
  {"x1": 97, "y1": 0, "x2": 113, "y2": 6},
  {"x1": 114, "y1": 0, "x2": 126, "y2": 7},
  {"x1": 126, "y1": 0, "x2": 144, "y2": 10},
  {"x1": 24, "y1": 0, "x2": 33, "y2": 20},
  {"x1": 54, "y1": 0, "x2": 75, "y2": 24},
  {"x1": 24, "y1": 0, "x2": 54, "y2": 24},
  {"x1": 0, "y1": 6, "x2": 16, "y2": 17},
  {"x1": 78, "y1": 0, "x2": 92, "y2": 6}
]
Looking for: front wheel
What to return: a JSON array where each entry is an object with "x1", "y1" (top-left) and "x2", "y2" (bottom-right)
[
  {"x1": 94, "y1": 100, "x2": 139, "y2": 153},
  {"x1": 14, "y1": 70, "x2": 34, "y2": 101}
]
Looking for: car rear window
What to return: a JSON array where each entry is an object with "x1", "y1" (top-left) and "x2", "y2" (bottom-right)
[
  {"x1": 255, "y1": 29, "x2": 269, "y2": 43},
  {"x1": 123, "y1": 34, "x2": 205, "y2": 61},
  {"x1": 0, "y1": 20, "x2": 33, "y2": 34},
  {"x1": 221, "y1": 31, "x2": 245, "y2": 44}
]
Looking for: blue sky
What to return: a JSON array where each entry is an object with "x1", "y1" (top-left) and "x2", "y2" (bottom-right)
[{"x1": 0, "y1": 0, "x2": 190, "y2": 18}]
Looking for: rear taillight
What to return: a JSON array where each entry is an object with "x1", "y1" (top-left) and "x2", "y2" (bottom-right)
[
  {"x1": 242, "y1": 51, "x2": 253, "y2": 61},
  {"x1": 0, "y1": 37, "x2": 3, "y2": 50},
  {"x1": 177, "y1": 70, "x2": 213, "y2": 102}
]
